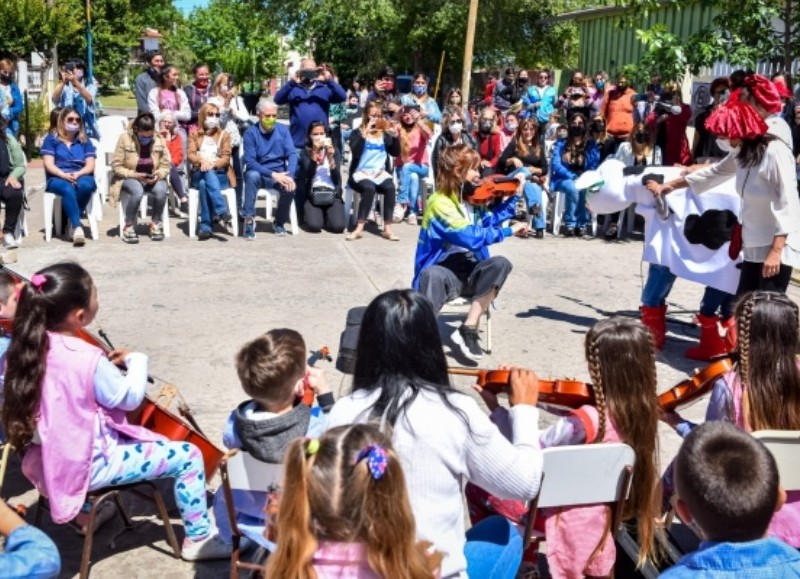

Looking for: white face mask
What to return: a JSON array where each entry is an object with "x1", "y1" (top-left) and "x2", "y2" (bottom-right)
[
  {"x1": 220, "y1": 85, "x2": 229, "y2": 94},
  {"x1": 449, "y1": 122, "x2": 463, "y2": 134},
  {"x1": 312, "y1": 134, "x2": 325, "y2": 143},
  {"x1": 204, "y1": 117, "x2": 220, "y2": 130},
  {"x1": 65, "y1": 123, "x2": 80, "y2": 134},
  {"x1": 716, "y1": 137, "x2": 739, "y2": 154}
]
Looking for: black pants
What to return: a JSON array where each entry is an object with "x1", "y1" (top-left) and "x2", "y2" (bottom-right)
[
  {"x1": 353, "y1": 179, "x2": 395, "y2": 222},
  {"x1": 419, "y1": 253, "x2": 513, "y2": 313},
  {"x1": 304, "y1": 198, "x2": 346, "y2": 233},
  {"x1": 736, "y1": 261, "x2": 793, "y2": 296},
  {"x1": 0, "y1": 181, "x2": 23, "y2": 234}
]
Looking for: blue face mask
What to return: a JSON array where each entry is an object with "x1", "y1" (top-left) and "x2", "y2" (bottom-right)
[
  {"x1": 412, "y1": 84, "x2": 427, "y2": 96},
  {"x1": 596, "y1": 81, "x2": 605, "y2": 91},
  {"x1": 138, "y1": 136, "x2": 154, "y2": 145}
]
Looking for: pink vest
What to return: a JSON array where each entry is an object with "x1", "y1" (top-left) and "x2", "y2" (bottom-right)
[
  {"x1": 722, "y1": 370, "x2": 800, "y2": 547},
  {"x1": 22, "y1": 333, "x2": 160, "y2": 523},
  {"x1": 545, "y1": 405, "x2": 622, "y2": 579}
]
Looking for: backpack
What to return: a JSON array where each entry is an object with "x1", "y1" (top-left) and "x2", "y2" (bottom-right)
[{"x1": 335, "y1": 306, "x2": 366, "y2": 374}]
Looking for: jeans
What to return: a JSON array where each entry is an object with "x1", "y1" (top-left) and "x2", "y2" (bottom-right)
[
  {"x1": 398, "y1": 162, "x2": 429, "y2": 214},
  {"x1": 168, "y1": 166, "x2": 186, "y2": 201},
  {"x1": 509, "y1": 167, "x2": 545, "y2": 230},
  {"x1": 464, "y1": 515, "x2": 523, "y2": 579},
  {"x1": 243, "y1": 170, "x2": 293, "y2": 225},
  {"x1": 558, "y1": 178, "x2": 589, "y2": 229},
  {"x1": 120, "y1": 178, "x2": 167, "y2": 225},
  {"x1": 191, "y1": 170, "x2": 230, "y2": 234},
  {"x1": 700, "y1": 287, "x2": 735, "y2": 319},
  {"x1": 46, "y1": 175, "x2": 97, "y2": 228},
  {"x1": 642, "y1": 263, "x2": 735, "y2": 317}
]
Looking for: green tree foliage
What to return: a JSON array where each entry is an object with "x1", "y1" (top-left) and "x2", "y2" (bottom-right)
[{"x1": 0, "y1": 0, "x2": 81, "y2": 61}]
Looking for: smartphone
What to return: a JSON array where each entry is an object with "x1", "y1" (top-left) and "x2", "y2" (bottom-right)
[{"x1": 322, "y1": 137, "x2": 332, "y2": 148}]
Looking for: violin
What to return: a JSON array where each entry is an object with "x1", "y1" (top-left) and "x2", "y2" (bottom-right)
[
  {"x1": 448, "y1": 367, "x2": 594, "y2": 411},
  {"x1": 467, "y1": 175, "x2": 520, "y2": 205},
  {"x1": 1, "y1": 267, "x2": 224, "y2": 479},
  {"x1": 658, "y1": 357, "x2": 734, "y2": 412}
]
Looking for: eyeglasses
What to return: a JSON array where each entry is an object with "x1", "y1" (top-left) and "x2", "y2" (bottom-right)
[
  {"x1": 206, "y1": 113, "x2": 220, "y2": 117},
  {"x1": 539, "y1": 75, "x2": 549, "y2": 79},
  {"x1": 65, "y1": 117, "x2": 81, "y2": 122},
  {"x1": 261, "y1": 113, "x2": 277, "y2": 118},
  {"x1": 448, "y1": 120, "x2": 463, "y2": 125}
]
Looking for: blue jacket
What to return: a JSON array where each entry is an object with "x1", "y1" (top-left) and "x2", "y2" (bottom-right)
[
  {"x1": 549, "y1": 138, "x2": 600, "y2": 194},
  {"x1": 522, "y1": 85, "x2": 557, "y2": 124},
  {"x1": 2, "y1": 82, "x2": 22, "y2": 137},
  {"x1": 659, "y1": 537, "x2": 800, "y2": 578},
  {"x1": 412, "y1": 191, "x2": 518, "y2": 290},
  {"x1": 242, "y1": 123, "x2": 298, "y2": 178},
  {"x1": 274, "y1": 79, "x2": 347, "y2": 148}
]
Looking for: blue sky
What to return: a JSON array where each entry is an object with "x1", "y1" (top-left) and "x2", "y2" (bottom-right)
[{"x1": 175, "y1": 0, "x2": 209, "y2": 15}]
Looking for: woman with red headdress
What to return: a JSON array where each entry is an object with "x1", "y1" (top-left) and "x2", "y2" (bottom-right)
[{"x1": 649, "y1": 96, "x2": 800, "y2": 295}]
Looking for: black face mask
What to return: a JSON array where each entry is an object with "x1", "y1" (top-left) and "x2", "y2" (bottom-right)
[
  {"x1": 479, "y1": 121, "x2": 493, "y2": 133},
  {"x1": 634, "y1": 132, "x2": 649, "y2": 144},
  {"x1": 0, "y1": 73, "x2": 11, "y2": 84},
  {"x1": 568, "y1": 125, "x2": 585, "y2": 137},
  {"x1": 518, "y1": 78, "x2": 529, "y2": 86},
  {"x1": 591, "y1": 122, "x2": 605, "y2": 133}
]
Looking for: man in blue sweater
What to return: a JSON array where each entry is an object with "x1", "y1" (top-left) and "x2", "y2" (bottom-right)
[
  {"x1": 242, "y1": 101, "x2": 298, "y2": 239},
  {"x1": 274, "y1": 58, "x2": 347, "y2": 151}
]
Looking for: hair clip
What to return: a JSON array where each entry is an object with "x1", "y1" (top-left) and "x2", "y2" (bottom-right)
[
  {"x1": 305, "y1": 438, "x2": 320, "y2": 456},
  {"x1": 30, "y1": 274, "x2": 47, "y2": 292},
  {"x1": 354, "y1": 444, "x2": 388, "y2": 480}
]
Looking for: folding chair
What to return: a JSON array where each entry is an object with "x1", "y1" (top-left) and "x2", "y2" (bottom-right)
[
  {"x1": 218, "y1": 449, "x2": 284, "y2": 579},
  {"x1": 34, "y1": 481, "x2": 181, "y2": 578}
]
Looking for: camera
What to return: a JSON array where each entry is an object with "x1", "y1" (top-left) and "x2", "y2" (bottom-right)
[{"x1": 322, "y1": 137, "x2": 332, "y2": 148}]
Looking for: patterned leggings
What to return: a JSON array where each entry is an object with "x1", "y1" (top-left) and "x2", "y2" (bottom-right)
[{"x1": 91, "y1": 440, "x2": 211, "y2": 540}]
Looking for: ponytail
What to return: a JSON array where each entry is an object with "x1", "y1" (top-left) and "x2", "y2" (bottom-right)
[{"x1": 2, "y1": 262, "x2": 93, "y2": 450}]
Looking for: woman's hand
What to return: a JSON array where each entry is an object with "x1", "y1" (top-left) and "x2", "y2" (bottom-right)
[
  {"x1": 763, "y1": 247, "x2": 782, "y2": 278},
  {"x1": 508, "y1": 368, "x2": 540, "y2": 407},
  {"x1": 5, "y1": 177, "x2": 21, "y2": 189},
  {"x1": 199, "y1": 160, "x2": 213, "y2": 172},
  {"x1": 508, "y1": 157, "x2": 523, "y2": 169},
  {"x1": 472, "y1": 384, "x2": 500, "y2": 412},
  {"x1": 107, "y1": 349, "x2": 132, "y2": 367}
]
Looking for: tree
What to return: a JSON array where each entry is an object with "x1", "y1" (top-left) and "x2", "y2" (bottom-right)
[{"x1": 0, "y1": 0, "x2": 81, "y2": 62}]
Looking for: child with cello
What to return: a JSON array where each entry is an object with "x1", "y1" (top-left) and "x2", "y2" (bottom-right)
[
  {"x1": 662, "y1": 290, "x2": 800, "y2": 547},
  {"x1": 1, "y1": 262, "x2": 230, "y2": 560},
  {"x1": 473, "y1": 317, "x2": 661, "y2": 577},
  {"x1": 413, "y1": 144, "x2": 527, "y2": 361}
]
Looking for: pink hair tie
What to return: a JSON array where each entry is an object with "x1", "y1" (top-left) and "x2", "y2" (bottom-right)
[{"x1": 30, "y1": 274, "x2": 47, "y2": 292}]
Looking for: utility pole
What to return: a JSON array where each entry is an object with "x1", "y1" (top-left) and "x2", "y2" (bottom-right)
[
  {"x1": 86, "y1": 0, "x2": 94, "y2": 81},
  {"x1": 460, "y1": 0, "x2": 479, "y2": 103}
]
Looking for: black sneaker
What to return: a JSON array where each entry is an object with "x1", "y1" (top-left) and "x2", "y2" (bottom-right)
[
  {"x1": 452, "y1": 324, "x2": 483, "y2": 361},
  {"x1": 575, "y1": 226, "x2": 586, "y2": 237},
  {"x1": 534, "y1": 229, "x2": 544, "y2": 239},
  {"x1": 563, "y1": 227, "x2": 575, "y2": 238},
  {"x1": 197, "y1": 229, "x2": 212, "y2": 241},
  {"x1": 179, "y1": 200, "x2": 189, "y2": 217}
]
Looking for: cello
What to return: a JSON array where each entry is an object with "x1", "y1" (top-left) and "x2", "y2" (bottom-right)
[
  {"x1": 448, "y1": 367, "x2": 594, "y2": 411},
  {"x1": 658, "y1": 357, "x2": 734, "y2": 412},
  {"x1": 0, "y1": 267, "x2": 224, "y2": 480}
]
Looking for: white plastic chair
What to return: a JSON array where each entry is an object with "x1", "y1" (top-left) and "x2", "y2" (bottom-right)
[
  {"x1": 523, "y1": 443, "x2": 635, "y2": 550},
  {"x1": 550, "y1": 186, "x2": 598, "y2": 237},
  {"x1": 94, "y1": 116, "x2": 129, "y2": 207},
  {"x1": 43, "y1": 190, "x2": 101, "y2": 242},
  {"x1": 257, "y1": 188, "x2": 299, "y2": 235},
  {"x1": 752, "y1": 430, "x2": 800, "y2": 491},
  {"x1": 117, "y1": 193, "x2": 171, "y2": 239},
  {"x1": 187, "y1": 187, "x2": 238, "y2": 238}
]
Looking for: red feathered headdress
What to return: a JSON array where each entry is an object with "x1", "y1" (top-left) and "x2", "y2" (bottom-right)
[
  {"x1": 743, "y1": 74, "x2": 783, "y2": 114},
  {"x1": 705, "y1": 100, "x2": 768, "y2": 140},
  {"x1": 774, "y1": 80, "x2": 793, "y2": 99}
]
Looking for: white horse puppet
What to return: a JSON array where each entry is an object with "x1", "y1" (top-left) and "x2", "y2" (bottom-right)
[{"x1": 576, "y1": 159, "x2": 742, "y2": 295}]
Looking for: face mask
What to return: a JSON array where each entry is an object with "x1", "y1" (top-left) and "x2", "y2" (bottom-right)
[
  {"x1": 557, "y1": 131, "x2": 568, "y2": 140},
  {"x1": 591, "y1": 122, "x2": 605, "y2": 133},
  {"x1": 480, "y1": 121, "x2": 493, "y2": 133},
  {"x1": 518, "y1": 78, "x2": 528, "y2": 86},
  {"x1": 595, "y1": 81, "x2": 605, "y2": 91},
  {"x1": 65, "y1": 123, "x2": 80, "y2": 134},
  {"x1": 204, "y1": 117, "x2": 220, "y2": 130},
  {"x1": 74, "y1": 70, "x2": 84, "y2": 80},
  {"x1": 220, "y1": 85, "x2": 229, "y2": 94},
  {"x1": 634, "y1": 132, "x2": 648, "y2": 144},
  {"x1": 503, "y1": 78, "x2": 513, "y2": 86},
  {"x1": 196, "y1": 78, "x2": 209, "y2": 88},
  {"x1": 450, "y1": 97, "x2": 461, "y2": 105},
  {"x1": 312, "y1": 134, "x2": 325, "y2": 144},
  {"x1": 382, "y1": 80, "x2": 394, "y2": 91},
  {"x1": 0, "y1": 72, "x2": 11, "y2": 83},
  {"x1": 568, "y1": 125, "x2": 584, "y2": 137},
  {"x1": 347, "y1": 104, "x2": 359, "y2": 112},
  {"x1": 617, "y1": 83, "x2": 628, "y2": 91},
  {"x1": 412, "y1": 84, "x2": 427, "y2": 96},
  {"x1": 505, "y1": 122, "x2": 517, "y2": 133},
  {"x1": 449, "y1": 122, "x2": 463, "y2": 134},
  {"x1": 261, "y1": 117, "x2": 276, "y2": 131},
  {"x1": 138, "y1": 135, "x2": 154, "y2": 145}
]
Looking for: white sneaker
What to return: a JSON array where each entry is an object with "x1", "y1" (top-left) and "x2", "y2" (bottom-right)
[
  {"x1": 72, "y1": 226, "x2": 86, "y2": 247},
  {"x1": 3, "y1": 233, "x2": 17, "y2": 249},
  {"x1": 181, "y1": 531, "x2": 232, "y2": 561},
  {"x1": 407, "y1": 213, "x2": 418, "y2": 226}
]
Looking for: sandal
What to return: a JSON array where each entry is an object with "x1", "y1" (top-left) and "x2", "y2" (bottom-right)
[
  {"x1": 345, "y1": 231, "x2": 363, "y2": 241},
  {"x1": 381, "y1": 231, "x2": 400, "y2": 241}
]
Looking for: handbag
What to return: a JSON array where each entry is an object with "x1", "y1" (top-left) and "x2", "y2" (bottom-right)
[{"x1": 310, "y1": 186, "x2": 336, "y2": 207}]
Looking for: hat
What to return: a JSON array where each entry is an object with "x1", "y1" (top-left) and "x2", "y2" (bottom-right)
[
  {"x1": 705, "y1": 100, "x2": 767, "y2": 140},
  {"x1": 743, "y1": 74, "x2": 782, "y2": 115},
  {"x1": 378, "y1": 65, "x2": 395, "y2": 78},
  {"x1": 774, "y1": 80, "x2": 793, "y2": 99}
]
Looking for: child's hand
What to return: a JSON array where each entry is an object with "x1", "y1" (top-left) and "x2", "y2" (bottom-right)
[
  {"x1": 107, "y1": 349, "x2": 131, "y2": 367},
  {"x1": 472, "y1": 384, "x2": 499, "y2": 412},
  {"x1": 305, "y1": 366, "x2": 330, "y2": 396},
  {"x1": 658, "y1": 407, "x2": 683, "y2": 428},
  {"x1": 508, "y1": 368, "x2": 540, "y2": 407}
]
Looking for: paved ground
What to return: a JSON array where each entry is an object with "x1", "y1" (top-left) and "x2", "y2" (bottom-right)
[{"x1": 7, "y1": 162, "x2": 799, "y2": 578}]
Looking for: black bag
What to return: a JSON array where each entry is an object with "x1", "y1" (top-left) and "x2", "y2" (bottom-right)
[
  {"x1": 310, "y1": 186, "x2": 336, "y2": 207},
  {"x1": 235, "y1": 118, "x2": 254, "y2": 136},
  {"x1": 336, "y1": 306, "x2": 366, "y2": 374}
]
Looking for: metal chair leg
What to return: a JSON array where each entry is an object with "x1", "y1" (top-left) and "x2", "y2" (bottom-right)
[{"x1": 148, "y1": 483, "x2": 181, "y2": 558}]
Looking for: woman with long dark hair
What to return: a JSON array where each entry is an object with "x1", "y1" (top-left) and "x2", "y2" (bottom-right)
[
  {"x1": 327, "y1": 289, "x2": 543, "y2": 579},
  {"x1": 295, "y1": 121, "x2": 346, "y2": 233}
]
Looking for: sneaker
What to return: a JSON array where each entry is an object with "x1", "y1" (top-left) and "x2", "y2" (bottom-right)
[
  {"x1": 179, "y1": 200, "x2": 189, "y2": 217},
  {"x1": 72, "y1": 226, "x2": 86, "y2": 247},
  {"x1": 181, "y1": 532, "x2": 232, "y2": 561},
  {"x1": 3, "y1": 232, "x2": 17, "y2": 249},
  {"x1": 392, "y1": 204, "x2": 406, "y2": 223},
  {"x1": 452, "y1": 324, "x2": 483, "y2": 361},
  {"x1": 534, "y1": 229, "x2": 544, "y2": 239},
  {"x1": 274, "y1": 224, "x2": 286, "y2": 237},
  {"x1": 149, "y1": 222, "x2": 165, "y2": 241},
  {"x1": 197, "y1": 229, "x2": 212, "y2": 241},
  {"x1": 575, "y1": 226, "x2": 586, "y2": 237},
  {"x1": 563, "y1": 227, "x2": 575, "y2": 238},
  {"x1": 604, "y1": 224, "x2": 618, "y2": 240},
  {"x1": 407, "y1": 213, "x2": 418, "y2": 226},
  {"x1": 243, "y1": 219, "x2": 256, "y2": 240},
  {"x1": 121, "y1": 225, "x2": 139, "y2": 244}
]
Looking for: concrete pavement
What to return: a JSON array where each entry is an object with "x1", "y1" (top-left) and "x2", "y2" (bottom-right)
[{"x1": 7, "y1": 162, "x2": 798, "y2": 577}]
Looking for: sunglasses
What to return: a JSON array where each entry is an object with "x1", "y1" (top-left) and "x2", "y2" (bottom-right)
[
  {"x1": 206, "y1": 113, "x2": 221, "y2": 117},
  {"x1": 65, "y1": 117, "x2": 81, "y2": 122}
]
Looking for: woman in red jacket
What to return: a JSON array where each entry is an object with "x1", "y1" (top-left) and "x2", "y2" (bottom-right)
[
  {"x1": 645, "y1": 81, "x2": 692, "y2": 166},
  {"x1": 473, "y1": 107, "x2": 502, "y2": 177}
]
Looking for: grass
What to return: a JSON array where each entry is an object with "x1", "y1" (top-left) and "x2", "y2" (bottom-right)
[{"x1": 99, "y1": 88, "x2": 137, "y2": 109}]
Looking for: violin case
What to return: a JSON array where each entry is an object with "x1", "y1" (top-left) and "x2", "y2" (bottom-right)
[{"x1": 336, "y1": 306, "x2": 366, "y2": 374}]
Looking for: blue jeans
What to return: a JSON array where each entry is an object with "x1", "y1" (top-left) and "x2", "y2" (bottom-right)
[
  {"x1": 191, "y1": 170, "x2": 230, "y2": 234},
  {"x1": 700, "y1": 287, "x2": 735, "y2": 318},
  {"x1": 509, "y1": 168, "x2": 545, "y2": 230},
  {"x1": 464, "y1": 515, "x2": 523, "y2": 579},
  {"x1": 243, "y1": 170, "x2": 293, "y2": 225},
  {"x1": 642, "y1": 263, "x2": 735, "y2": 317},
  {"x1": 558, "y1": 178, "x2": 589, "y2": 229},
  {"x1": 398, "y1": 163, "x2": 429, "y2": 214},
  {"x1": 46, "y1": 175, "x2": 97, "y2": 228}
]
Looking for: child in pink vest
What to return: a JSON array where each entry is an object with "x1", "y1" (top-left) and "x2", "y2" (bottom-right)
[
  {"x1": 472, "y1": 317, "x2": 662, "y2": 578},
  {"x1": 264, "y1": 423, "x2": 441, "y2": 579},
  {"x1": 1, "y1": 262, "x2": 229, "y2": 561},
  {"x1": 663, "y1": 290, "x2": 800, "y2": 548}
]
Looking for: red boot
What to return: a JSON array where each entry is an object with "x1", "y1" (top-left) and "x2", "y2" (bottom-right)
[
  {"x1": 686, "y1": 314, "x2": 728, "y2": 361},
  {"x1": 721, "y1": 316, "x2": 737, "y2": 353},
  {"x1": 640, "y1": 305, "x2": 667, "y2": 350}
]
